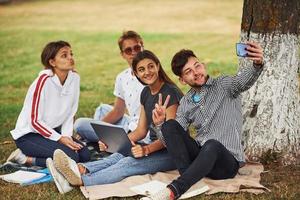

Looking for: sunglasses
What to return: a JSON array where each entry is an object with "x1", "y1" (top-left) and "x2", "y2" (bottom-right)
[{"x1": 122, "y1": 45, "x2": 142, "y2": 55}]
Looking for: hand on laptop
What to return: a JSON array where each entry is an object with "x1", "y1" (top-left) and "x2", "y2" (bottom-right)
[{"x1": 98, "y1": 140, "x2": 108, "y2": 151}]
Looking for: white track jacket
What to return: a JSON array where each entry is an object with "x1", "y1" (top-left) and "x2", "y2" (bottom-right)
[{"x1": 10, "y1": 69, "x2": 80, "y2": 141}]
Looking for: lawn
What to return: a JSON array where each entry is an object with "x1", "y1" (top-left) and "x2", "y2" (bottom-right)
[{"x1": 0, "y1": 0, "x2": 299, "y2": 199}]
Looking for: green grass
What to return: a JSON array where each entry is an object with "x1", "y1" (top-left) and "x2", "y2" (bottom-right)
[
  {"x1": 0, "y1": 29, "x2": 239, "y2": 140},
  {"x1": 0, "y1": 0, "x2": 299, "y2": 199}
]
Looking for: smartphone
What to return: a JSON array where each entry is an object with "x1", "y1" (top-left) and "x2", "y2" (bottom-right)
[{"x1": 236, "y1": 43, "x2": 248, "y2": 57}]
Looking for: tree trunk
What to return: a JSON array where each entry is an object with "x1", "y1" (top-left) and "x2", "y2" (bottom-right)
[{"x1": 240, "y1": 0, "x2": 300, "y2": 165}]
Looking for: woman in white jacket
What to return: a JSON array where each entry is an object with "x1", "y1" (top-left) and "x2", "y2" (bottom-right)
[{"x1": 8, "y1": 41, "x2": 90, "y2": 168}]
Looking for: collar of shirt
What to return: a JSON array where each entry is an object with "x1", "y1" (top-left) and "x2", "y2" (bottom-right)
[
  {"x1": 205, "y1": 76, "x2": 214, "y2": 86},
  {"x1": 185, "y1": 76, "x2": 214, "y2": 102},
  {"x1": 51, "y1": 70, "x2": 75, "y2": 96}
]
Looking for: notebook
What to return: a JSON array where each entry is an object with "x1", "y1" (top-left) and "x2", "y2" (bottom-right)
[
  {"x1": 91, "y1": 122, "x2": 132, "y2": 156},
  {"x1": 0, "y1": 170, "x2": 47, "y2": 184},
  {"x1": 130, "y1": 180, "x2": 209, "y2": 199}
]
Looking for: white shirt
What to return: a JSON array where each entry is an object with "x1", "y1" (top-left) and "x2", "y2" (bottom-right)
[
  {"x1": 11, "y1": 69, "x2": 80, "y2": 141},
  {"x1": 113, "y1": 68, "x2": 144, "y2": 132}
]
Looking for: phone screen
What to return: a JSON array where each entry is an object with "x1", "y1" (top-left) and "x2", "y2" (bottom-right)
[{"x1": 236, "y1": 43, "x2": 248, "y2": 57}]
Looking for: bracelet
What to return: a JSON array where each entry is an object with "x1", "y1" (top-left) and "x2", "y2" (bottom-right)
[
  {"x1": 153, "y1": 121, "x2": 164, "y2": 130},
  {"x1": 156, "y1": 121, "x2": 164, "y2": 127}
]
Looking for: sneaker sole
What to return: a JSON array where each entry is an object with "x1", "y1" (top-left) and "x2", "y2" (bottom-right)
[
  {"x1": 46, "y1": 158, "x2": 64, "y2": 194},
  {"x1": 53, "y1": 150, "x2": 82, "y2": 186}
]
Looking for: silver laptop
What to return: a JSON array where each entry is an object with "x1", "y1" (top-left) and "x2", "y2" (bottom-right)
[{"x1": 90, "y1": 122, "x2": 132, "y2": 156}]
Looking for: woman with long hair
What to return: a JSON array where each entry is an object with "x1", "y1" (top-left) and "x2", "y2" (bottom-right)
[{"x1": 49, "y1": 50, "x2": 183, "y2": 191}]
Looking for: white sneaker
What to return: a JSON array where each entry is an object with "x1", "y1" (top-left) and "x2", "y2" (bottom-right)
[
  {"x1": 6, "y1": 149, "x2": 27, "y2": 164},
  {"x1": 46, "y1": 158, "x2": 73, "y2": 194},
  {"x1": 140, "y1": 187, "x2": 172, "y2": 200},
  {"x1": 53, "y1": 149, "x2": 82, "y2": 186}
]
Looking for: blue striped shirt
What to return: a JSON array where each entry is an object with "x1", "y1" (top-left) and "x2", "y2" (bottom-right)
[{"x1": 175, "y1": 64, "x2": 263, "y2": 163}]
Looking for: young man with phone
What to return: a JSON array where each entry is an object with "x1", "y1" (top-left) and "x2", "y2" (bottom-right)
[
  {"x1": 144, "y1": 41, "x2": 264, "y2": 200},
  {"x1": 74, "y1": 31, "x2": 151, "y2": 148}
]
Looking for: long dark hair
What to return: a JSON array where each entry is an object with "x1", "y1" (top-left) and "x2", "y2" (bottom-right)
[{"x1": 132, "y1": 50, "x2": 183, "y2": 95}]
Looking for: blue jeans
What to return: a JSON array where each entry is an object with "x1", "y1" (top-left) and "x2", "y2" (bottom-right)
[
  {"x1": 74, "y1": 104, "x2": 131, "y2": 142},
  {"x1": 15, "y1": 133, "x2": 90, "y2": 167},
  {"x1": 81, "y1": 149, "x2": 175, "y2": 186}
]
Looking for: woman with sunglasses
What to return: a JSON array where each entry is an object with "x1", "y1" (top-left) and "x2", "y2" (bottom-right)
[{"x1": 49, "y1": 50, "x2": 183, "y2": 189}]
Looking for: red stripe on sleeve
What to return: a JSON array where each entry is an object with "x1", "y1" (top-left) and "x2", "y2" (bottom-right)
[{"x1": 31, "y1": 74, "x2": 52, "y2": 137}]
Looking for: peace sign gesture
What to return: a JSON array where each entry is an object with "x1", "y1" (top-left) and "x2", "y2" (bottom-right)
[{"x1": 152, "y1": 93, "x2": 170, "y2": 126}]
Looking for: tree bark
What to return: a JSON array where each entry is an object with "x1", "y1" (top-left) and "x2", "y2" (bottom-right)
[{"x1": 240, "y1": 0, "x2": 300, "y2": 165}]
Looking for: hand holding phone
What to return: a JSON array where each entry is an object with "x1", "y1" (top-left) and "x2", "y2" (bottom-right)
[
  {"x1": 236, "y1": 43, "x2": 248, "y2": 57},
  {"x1": 236, "y1": 42, "x2": 264, "y2": 65}
]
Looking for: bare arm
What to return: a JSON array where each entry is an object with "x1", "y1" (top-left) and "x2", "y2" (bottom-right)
[
  {"x1": 132, "y1": 103, "x2": 179, "y2": 158},
  {"x1": 165, "y1": 104, "x2": 178, "y2": 121},
  {"x1": 101, "y1": 97, "x2": 126, "y2": 124},
  {"x1": 131, "y1": 140, "x2": 165, "y2": 158},
  {"x1": 128, "y1": 105, "x2": 148, "y2": 142}
]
